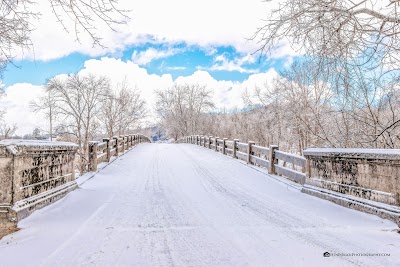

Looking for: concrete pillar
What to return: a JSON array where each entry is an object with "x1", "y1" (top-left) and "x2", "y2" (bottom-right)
[
  {"x1": 208, "y1": 136, "x2": 212, "y2": 149},
  {"x1": 89, "y1": 141, "x2": 98, "y2": 171},
  {"x1": 103, "y1": 138, "x2": 110, "y2": 162},
  {"x1": 222, "y1": 138, "x2": 228, "y2": 155},
  {"x1": 215, "y1": 137, "x2": 219, "y2": 152},
  {"x1": 269, "y1": 145, "x2": 279, "y2": 174},
  {"x1": 247, "y1": 141, "x2": 255, "y2": 164},
  {"x1": 232, "y1": 139, "x2": 239, "y2": 159}
]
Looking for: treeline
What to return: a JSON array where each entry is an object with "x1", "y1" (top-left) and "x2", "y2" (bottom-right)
[
  {"x1": 157, "y1": 61, "x2": 400, "y2": 153},
  {"x1": 31, "y1": 74, "x2": 147, "y2": 173}
]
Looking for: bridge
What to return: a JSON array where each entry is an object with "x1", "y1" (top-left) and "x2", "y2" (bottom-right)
[{"x1": 0, "y1": 137, "x2": 399, "y2": 266}]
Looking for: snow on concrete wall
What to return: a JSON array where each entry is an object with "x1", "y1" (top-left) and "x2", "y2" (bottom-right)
[
  {"x1": 303, "y1": 148, "x2": 400, "y2": 206},
  {"x1": 0, "y1": 140, "x2": 78, "y2": 229}
]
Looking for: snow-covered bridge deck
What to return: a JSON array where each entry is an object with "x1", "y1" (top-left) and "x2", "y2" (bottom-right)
[{"x1": 0, "y1": 143, "x2": 399, "y2": 267}]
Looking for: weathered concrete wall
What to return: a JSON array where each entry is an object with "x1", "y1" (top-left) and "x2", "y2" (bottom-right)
[
  {"x1": 0, "y1": 140, "x2": 78, "y2": 229},
  {"x1": 303, "y1": 148, "x2": 400, "y2": 206}
]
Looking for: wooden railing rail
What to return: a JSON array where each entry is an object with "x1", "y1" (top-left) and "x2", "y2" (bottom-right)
[
  {"x1": 180, "y1": 135, "x2": 307, "y2": 185},
  {"x1": 89, "y1": 134, "x2": 151, "y2": 172}
]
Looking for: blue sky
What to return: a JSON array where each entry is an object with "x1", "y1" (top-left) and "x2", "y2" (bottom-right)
[
  {"x1": 0, "y1": 0, "x2": 297, "y2": 135},
  {"x1": 3, "y1": 43, "x2": 290, "y2": 87}
]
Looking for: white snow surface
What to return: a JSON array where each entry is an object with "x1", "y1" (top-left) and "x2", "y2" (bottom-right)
[
  {"x1": 0, "y1": 139, "x2": 78, "y2": 147},
  {"x1": 0, "y1": 143, "x2": 399, "y2": 267},
  {"x1": 304, "y1": 148, "x2": 400, "y2": 155}
]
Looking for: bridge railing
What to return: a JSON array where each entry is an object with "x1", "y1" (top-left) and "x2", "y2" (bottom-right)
[
  {"x1": 180, "y1": 135, "x2": 306, "y2": 185},
  {"x1": 0, "y1": 140, "x2": 79, "y2": 229},
  {"x1": 180, "y1": 135, "x2": 400, "y2": 220},
  {"x1": 89, "y1": 134, "x2": 151, "y2": 172},
  {"x1": 0, "y1": 134, "x2": 151, "y2": 231}
]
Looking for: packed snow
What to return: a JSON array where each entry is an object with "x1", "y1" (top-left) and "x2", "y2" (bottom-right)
[
  {"x1": 0, "y1": 139, "x2": 78, "y2": 147},
  {"x1": 303, "y1": 148, "x2": 400, "y2": 156},
  {"x1": 0, "y1": 143, "x2": 399, "y2": 266}
]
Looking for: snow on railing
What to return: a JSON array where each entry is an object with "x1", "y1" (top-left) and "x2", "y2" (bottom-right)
[
  {"x1": 88, "y1": 134, "x2": 151, "y2": 172},
  {"x1": 180, "y1": 135, "x2": 400, "y2": 225},
  {"x1": 180, "y1": 135, "x2": 400, "y2": 207},
  {"x1": 0, "y1": 140, "x2": 79, "y2": 229},
  {"x1": 180, "y1": 135, "x2": 306, "y2": 185},
  {"x1": 0, "y1": 134, "x2": 152, "y2": 231}
]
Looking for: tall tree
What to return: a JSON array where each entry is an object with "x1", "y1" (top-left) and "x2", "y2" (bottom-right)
[
  {"x1": 101, "y1": 80, "x2": 147, "y2": 138},
  {"x1": 49, "y1": 74, "x2": 110, "y2": 173},
  {"x1": 155, "y1": 83, "x2": 214, "y2": 140},
  {"x1": 30, "y1": 82, "x2": 58, "y2": 141},
  {"x1": 0, "y1": 0, "x2": 127, "y2": 76},
  {"x1": 253, "y1": 0, "x2": 400, "y2": 70}
]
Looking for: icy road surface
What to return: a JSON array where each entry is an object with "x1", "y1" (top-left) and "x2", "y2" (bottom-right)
[{"x1": 0, "y1": 143, "x2": 399, "y2": 267}]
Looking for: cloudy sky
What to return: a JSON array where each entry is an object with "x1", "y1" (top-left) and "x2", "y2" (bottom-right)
[{"x1": 0, "y1": 0, "x2": 296, "y2": 135}]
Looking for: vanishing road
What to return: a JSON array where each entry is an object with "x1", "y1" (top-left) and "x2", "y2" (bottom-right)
[{"x1": 0, "y1": 143, "x2": 399, "y2": 267}]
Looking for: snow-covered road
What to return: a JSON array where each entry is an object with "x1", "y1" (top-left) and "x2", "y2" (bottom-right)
[{"x1": 0, "y1": 143, "x2": 399, "y2": 267}]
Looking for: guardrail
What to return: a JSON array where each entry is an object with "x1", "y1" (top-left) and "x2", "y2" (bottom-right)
[
  {"x1": 0, "y1": 134, "x2": 152, "y2": 231},
  {"x1": 181, "y1": 135, "x2": 400, "y2": 225},
  {"x1": 0, "y1": 140, "x2": 79, "y2": 230},
  {"x1": 181, "y1": 135, "x2": 306, "y2": 185},
  {"x1": 88, "y1": 134, "x2": 151, "y2": 172}
]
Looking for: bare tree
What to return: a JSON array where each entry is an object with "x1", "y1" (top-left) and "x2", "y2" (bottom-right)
[
  {"x1": 0, "y1": 0, "x2": 128, "y2": 75},
  {"x1": 30, "y1": 82, "x2": 58, "y2": 140},
  {"x1": 101, "y1": 80, "x2": 147, "y2": 138},
  {"x1": 155, "y1": 83, "x2": 214, "y2": 140},
  {"x1": 253, "y1": 0, "x2": 400, "y2": 70},
  {"x1": 0, "y1": 116, "x2": 17, "y2": 139},
  {"x1": 0, "y1": 90, "x2": 17, "y2": 139},
  {"x1": 49, "y1": 74, "x2": 110, "y2": 173}
]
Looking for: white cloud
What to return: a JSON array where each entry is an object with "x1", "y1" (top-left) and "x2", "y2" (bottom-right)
[
  {"x1": 0, "y1": 83, "x2": 46, "y2": 135},
  {"x1": 132, "y1": 47, "x2": 182, "y2": 65},
  {"x1": 77, "y1": 57, "x2": 174, "y2": 114},
  {"x1": 175, "y1": 69, "x2": 278, "y2": 109},
  {"x1": 2, "y1": 57, "x2": 280, "y2": 135},
  {"x1": 200, "y1": 53, "x2": 259, "y2": 74},
  {"x1": 167, "y1": 66, "x2": 186, "y2": 70},
  {"x1": 13, "y1": 0, "x2": 292, "y2": 61}
]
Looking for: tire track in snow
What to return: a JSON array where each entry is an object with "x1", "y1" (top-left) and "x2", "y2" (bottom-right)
[
  {"x1": 1, "y1": 143, "x2": 398, "y2": 267},
  {"x1": 156, "y1": 146, "x2": 252, "y2": 266}
]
